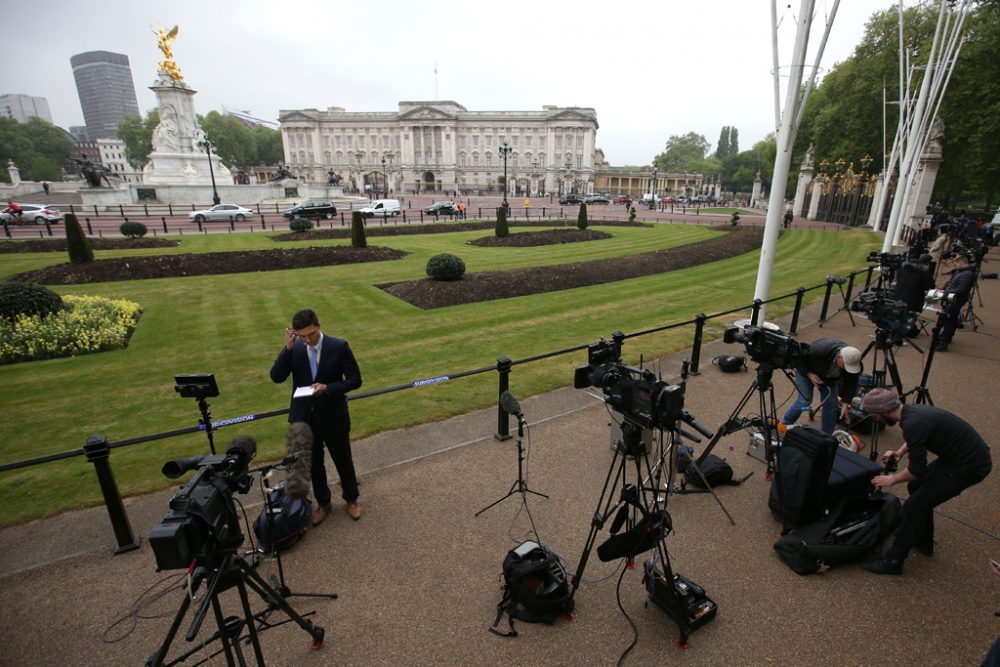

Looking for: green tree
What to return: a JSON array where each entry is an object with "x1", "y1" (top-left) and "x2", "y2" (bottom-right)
[
  {"x1": 351, "y1": 211, "x2": 367, "y2": 247},
  {"x1": 117, "y1": 110, "x2": 158, "y2": 169},
  {"x1": 728, "y1": 127, "x2": 740, "y2": 157},
  {"x1": 495, "y1": 204, "x2": 509, "y2": 238},
  {"x1": 577, "y1": 202, "x2": 588, "y2": 230},
  {"x1": 715, "y1": 126, "x2": 731, "y2": 159},
  {"x1": 654, "y1": 132, "x2": 710, "y2": 172},
  {"x1": 64, "y1": 213, "x2": 93, "y2": 264},
  {"x1": 251, "y1": 126, "x2": 284, "y2": 165},
  {"x1": 0, "y1": 117, "x2": 74, "y2": 182},
  {"x1": 200, "y1": 111, "x2": 256, "y2": 169}
]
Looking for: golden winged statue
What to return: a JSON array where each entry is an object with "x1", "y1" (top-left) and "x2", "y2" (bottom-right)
[{"x1": 153, "y1": 25, "x2": 184, "y2": 82}]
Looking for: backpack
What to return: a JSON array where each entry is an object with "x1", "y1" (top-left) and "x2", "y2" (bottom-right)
[
  {"x1": 490, "y1": 541, "x2": 574, "y2": 637},
  {"x1": 676, "y1": 447, "x2": 751, "y2": 490},
  {"x1": 712, "y1": 355, "x2": 747, "y2": 373},
  {"x1": 253, "y1": 486, "x2": 312, "y2": 554}
]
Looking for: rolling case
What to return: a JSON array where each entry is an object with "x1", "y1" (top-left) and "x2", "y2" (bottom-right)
[
  {"x1": 826, "y1": 446, "x2": 882, "y2": 503},
  {"x1": 768, "y1": 425, "x2": 838, "y2": 528}
]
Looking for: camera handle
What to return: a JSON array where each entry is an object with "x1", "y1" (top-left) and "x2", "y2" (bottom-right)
[{"x1": 196, "y1": 397, "x2": 216, "y2": 455}]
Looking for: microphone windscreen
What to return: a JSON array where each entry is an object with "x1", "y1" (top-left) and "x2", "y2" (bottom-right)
[
  {"x1": 500, "y1": 391, "x2": 522, "y2": 417},
  {"x1": 226, "y1": 435, "x2": 257, "y2": 466},
  {"x1": 284, "y1": 422, "x2": 313, "y2": 499}
]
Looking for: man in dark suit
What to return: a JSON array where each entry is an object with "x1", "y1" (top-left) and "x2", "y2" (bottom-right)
[{"x1": 271, "y1": 309, "x2": 363, "y2": 524}]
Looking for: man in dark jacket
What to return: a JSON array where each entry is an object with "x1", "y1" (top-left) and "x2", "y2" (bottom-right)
[
  {"x1": 893, "y1": 255, "x2": 934, "y2": 338},
  {"x1": 271, "y1": 309, "x2": 363, "y2": 524},
  {"x1": 859, "y1": 388, "x2": 991, "y2": 575},
  {"x1": 780, "y1": 338, "x2": 862, "y2": 434},
  {"x1": 935, "y1": 252, "x2": 976, "y2": 351}
]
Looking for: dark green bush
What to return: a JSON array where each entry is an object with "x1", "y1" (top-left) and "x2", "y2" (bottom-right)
[
  {"x1": 119, "y1": 221, "x2": 148, "y2": 238},
  {"x1": 425, "y1": 253, "x2": 466, "y2": 281},
  {"x1": 351, "y1": 211, "x2": 367, "y2": 248},
  {"x1": 289, "y1": 217, "x2": 313, "y2": 233},
  {"x1": 64, "y1": 213, "x2": 93, "y2": 264},
  {"x1": 577, "y1": 202, "x2": 588, "y2": 230},
  {"x1": 495, "y1": 204, "x2": 509, "y2": 238},
  {"x1": 628, "y1": 204, "x2": 637, "y2": 222},
  {"x1": 0, "y1": 282, "x2": 64, "y2": 322},
  {"x1": 730, "y1": 212, "x2": 741, "y2": 226}
]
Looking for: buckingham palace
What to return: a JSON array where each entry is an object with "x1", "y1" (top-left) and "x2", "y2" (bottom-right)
[{"x1": 278, "y1": 100, "x2": 599, "y2": 196}]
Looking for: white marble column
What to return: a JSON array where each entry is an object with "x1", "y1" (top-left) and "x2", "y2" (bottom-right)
[{"x1": 807, "y1": 179, "x2": 823, "y2": 220}]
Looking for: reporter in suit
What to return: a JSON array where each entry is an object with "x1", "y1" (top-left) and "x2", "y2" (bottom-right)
[{"x1": 270, "y1": 309, "x2": 363, "y2": 524}]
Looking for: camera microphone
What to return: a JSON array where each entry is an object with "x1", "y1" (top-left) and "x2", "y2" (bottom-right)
[
  {"x1": 826, "y1": 275, "x2": 847, "y2": 285},
  {"x1": 681, "y1": 410, "x2": 714, "y2": 439},
  {"x1": 225, "y1": 435, "x2": 258, "y2": 468},
  {"x1": 283, "y1": 422, "x2": 313, "y2": 499},
  {"x1": 500, "y1": 391, "x2": 525, "y2": 422}
]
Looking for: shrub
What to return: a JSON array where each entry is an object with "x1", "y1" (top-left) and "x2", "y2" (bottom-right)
[
  {"x1": 577, "y1": 202, "x2": 588, "y2": 230},
  {"x1": 495, "y1": 204, "x2": 509, "y2": 238},
  {"x1": 119, "y1": 221, "x2": 148, "y2": 238},
  {"x1": 65, "y1": 213, "x2": 94, "y2": 263},
  {"x1": 351, "y1": 211, "x2": 367, "y2": 248},
  {"x1": 425, "y1": 253, "x2": 466, "y2": 281},
  {"x1": 289, "y1": 217, "x2": 313, "y2": 233},
  {"x1": 0, "y1": 282, "x2": 64, "y2": 322},
  {"x1": 628, "y1": 204, "x2": 637, "y2": 222},
  {"x1": 730, "y1": 212, "x2": 741, "y2": 226}
]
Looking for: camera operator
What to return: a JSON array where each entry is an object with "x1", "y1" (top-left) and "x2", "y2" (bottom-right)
[
  {"x1": 859, "y1": 388, "x2": 992, "y2": 575},
  {"x1": 780, "y1": 338, "x2": 862, "y2": 434},
  {"x1": 935, "y1": 252, "x2": 976, "y2": 352},
  {"x1": 893, "y1": 254, "x2": 934, "y2": 335}
]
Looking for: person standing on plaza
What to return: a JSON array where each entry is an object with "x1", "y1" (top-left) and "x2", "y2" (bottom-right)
[
  {"x1": 859, "y1": 388, "x2": 992, "y2": 575},
  {"x1": 270, "y1": 308, "x2": 364, "y2": 524},
  {"x1": 458, "y1": 200, "x2": 465, "y2": 219}
]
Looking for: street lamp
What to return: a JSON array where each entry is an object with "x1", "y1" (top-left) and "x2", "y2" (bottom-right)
[
  {"x1": 381, "y1": 153, "x2": 394, "y2": 198},
  {"x1": 499, "y1": 140, "x2": 512, "y2": 211},
  {"x1": 354, "y1": 150, "x2": 365, "y2": 196},
  {"x1": 564, "y1": 160, "x2": 572, "y2": 195},
  {"x1": 649, "y1": 165, "x2": 658, "y2": 210},
  {"x1": 197, "y1": 137, "x2": 221, "y2": 205}
]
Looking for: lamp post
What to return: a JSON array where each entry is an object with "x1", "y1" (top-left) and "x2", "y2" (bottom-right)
[
  {"x1": 197, "y1": 137, "x2": 221, "y2": 205},
  {"x1": 531, "y1": 161, "x2": 538, "y2": 198},
  {"x1": 564, "y1": 160, "x2": 572, "y2": 196},
  {"x1": 354, "y1": 150, "x2": 365, "y2": 197},
  {"x1": 499, "y1": 140, "x2": 512, "y2": 211},
  {"x1": 381, "y1": 153, "x2": 394, "y2": 198},
  {"x1": 649, "y1": 165, "x2": 658, "y2": 210}
]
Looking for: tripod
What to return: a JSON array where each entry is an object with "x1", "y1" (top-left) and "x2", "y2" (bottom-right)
[
  {"x1": 146, "y1": 551, "x2": 324, "y2": 667},
  {"x1": 251, "y1": 466, "x2": 339, "y2": 610},
  {"x1": 857, "y1": 326, "x2": 912, "y2": 461},
  {"x1": 476, "y1": 413, "x2": 548, "y2": 516},
  {"x1": 907, "y1": 310, "x2": 949, "y2": 406}
]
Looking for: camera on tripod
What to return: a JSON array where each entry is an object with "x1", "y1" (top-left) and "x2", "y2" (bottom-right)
[
  {"x1": 866, "y1": 251, "x2": 906, "y2": 270},
  {"x1": 944, "y1": 238, "x2": 986, "y2": 263},
  {"x1": 923, "y1": 288, "x2": 957, "y2": 313},
  {"x1": 574, "y1": 334, "x2": 684, "y2": 430},
  {"x1": 723, "y1": 325, "x2": 804, "y2": 369},
  {"x1": 850, "y1": 291, "x2": 917, "y2": 340},
  {"x1": 148, "y1": 436, "x2": 257, "y2": 571}
]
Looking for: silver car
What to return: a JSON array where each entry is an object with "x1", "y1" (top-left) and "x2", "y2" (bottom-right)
[
  {"x1": 1, "y1": 204, "x2": 64, "y2": 224},
  {"x1": 188, "y1": 204, "x2": 255, "y2": 223}
]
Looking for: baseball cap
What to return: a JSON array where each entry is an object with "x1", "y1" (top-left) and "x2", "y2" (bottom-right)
[{"x1": 839, "y1": 346, "x2": 862, "y2": 374}]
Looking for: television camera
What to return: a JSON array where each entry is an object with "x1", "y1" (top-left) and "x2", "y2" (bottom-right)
[
  {"x1": 723, "y1": 324, "x2": 805, "y2": 370},
  {"x1": 573, "y1": 334, "x2": 684, "y2": 430},
  {"x1": 943, "y1": 238, "x2": 987, "y2": 263},
  {"x1": 923, "y1": 288, "x2": 957, "y2": 314},
  {"x1": 149, "y1": 435, "x2": 257, "y2": 571},
  {"x1": 850, "y1": 291, "x2": 918, "y2": 339},
  {"x1": 866, "y1": 251, "x2": 907, "y2": 271}
]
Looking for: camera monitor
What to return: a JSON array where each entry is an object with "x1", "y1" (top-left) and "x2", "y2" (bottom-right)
[{"x1": 174, "y1": 373, "x2": 219, "y2": 399}]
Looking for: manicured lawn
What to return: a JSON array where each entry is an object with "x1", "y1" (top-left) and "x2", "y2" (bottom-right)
[
  {"x1": 0, "y1": 225, "x2": 881, "y2": 525},
  {"x1": 698, "y1": 207, "x2": 761, "y2": 215}
]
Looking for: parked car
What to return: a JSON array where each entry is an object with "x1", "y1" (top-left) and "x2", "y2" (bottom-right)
[
  {"x1": 188, "y1": 204, "x2": 255, "y2": 223},
  {"x1": 585, "y1": 194, "x2": 610, "y2": 204},
  {"x1": 613, "y1": 196, "x2": 632, "y2": 205},
  {"x1": 559, "y1": 193, "x2": 584, "y2": 205},
  {"x1": 359, "y1": 199, "x2": 401, "y2": 218},
  {"x1": 0, "y1": 203, "x2": 64, "y2": 224},
  {"x1": 660, "y1": 196, "x2": 679, "y2": 205},
  {"x1": 282, "y1": 200, "x2": 337, "y2": 220},
  {"x1": 423, "y1": 200, "x2": 456, "y2": 216}
]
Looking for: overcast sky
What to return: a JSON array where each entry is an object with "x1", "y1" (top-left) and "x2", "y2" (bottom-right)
[{"x1": 4, "y1": 0, "x2": 900, "y2": 165}]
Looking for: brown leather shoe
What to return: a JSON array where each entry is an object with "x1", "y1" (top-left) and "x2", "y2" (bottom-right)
[
  {"x1": 311, "y1": 503, "x2": 330, "y2": 526},
  {"x1": 346, "y1": 501, "x2": 361, "y2": 521}
]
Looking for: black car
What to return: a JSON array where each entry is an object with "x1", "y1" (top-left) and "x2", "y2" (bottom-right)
[
  {"x1": 282, "y1": 200, "x2": 338, "y2": 220},
  {"x1": 559, "y1": 194, "x2": 584, "y2": 205},
  {"x1": 422, "y1": 200, "x2": 457, "y2": 216}
]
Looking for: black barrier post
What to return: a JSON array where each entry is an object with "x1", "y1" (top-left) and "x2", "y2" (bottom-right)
[
  {"x1": 45, "y1": 222, "x2": 52, "y2": 236},
  {"x1": 144, "y1": 204, "x2": 149, "y2": 216},
  {"x1": 168, "y1": 204, "x2": 173, "y2": 216},
  {"x1": 789, "y1": 287, "x2": 806, "y2": 335},
  {"x1": 197, "y1": 219, "x2": 203, "y2": 233},
  {"x1": 1, "y1": 221, "x2": 8, "y2": 238},
  {"x1": 85, "y1": 217, "x2": 92, "y2": 234},
  {"x1": 819, "y1": 279, "x2": 835, "y2": 323},
  {"x1": 83, "y1": 435, "x2": 140, "y2": 554},
  {"x1": 495, "y1": 356, "x2": 512, "y2": 441},
  {"x1": 161, "y1": 217, "x2": 167, "y2": 233},
  {"x1": 864, "y1": 266, "x2": 875, "y2": 291},
  {"x1": 689, "y1": 312, "x2": 707, "y2": 375},
  {"x1": 750, "y1": 299, "x2": 763, "y2": 326},
  {"x1": 229, "y1": 217, "x2": 235, "y2": 231},
  {"x1": 118, "y1": 204, "x2": 124, "y2": 217},
  {"x1": 261, "y1": 216, "x2": 266, "y2": 230},
  {"x1": 93, "y1": 205, "x2": 99, "y2": 216}
]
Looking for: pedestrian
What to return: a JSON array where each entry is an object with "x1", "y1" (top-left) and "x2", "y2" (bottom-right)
[
  {"x1": 458, "y1": 201, "x2": 465, "y2": 219},
  {"x1": 859, "y1": 388, "x2": 992, "y2": 575},
  {"x1": 783, "y1": 209, "x2": 793, "y2": 229},
  {"x1": 42, "y1": 182, "x2": 50, "y2": 196},
  {"x1": 270, "y1": 308, "x2": 364, "y2": 524}
]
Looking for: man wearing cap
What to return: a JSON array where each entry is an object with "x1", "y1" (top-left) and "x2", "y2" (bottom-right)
[
  {"x1": 780, "y1": 338, "x2": 862, "y2": 434},
  {"x1": 935, "y1": 252, "x2": 976, "y2": 352},
  {"x1": 859, "y1": 388, "x2": 992, "y2": 575}
]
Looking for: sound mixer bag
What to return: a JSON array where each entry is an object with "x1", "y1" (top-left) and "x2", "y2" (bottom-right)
[
  {"x1": 490, "y1": 541, "x2": 574, "y2": 637},
  {"x1": 253, "y1": 486, "x2": 312, "y2": 554}
]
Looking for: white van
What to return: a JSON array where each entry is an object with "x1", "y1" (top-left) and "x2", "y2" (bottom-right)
[{"x1": 359, "y1": 199, "x2": 401, "y2": 218}]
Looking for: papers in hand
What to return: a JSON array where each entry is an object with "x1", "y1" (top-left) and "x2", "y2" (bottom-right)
[{"x1": 293, "y1": 386, "x2": 315, "y2": 398}]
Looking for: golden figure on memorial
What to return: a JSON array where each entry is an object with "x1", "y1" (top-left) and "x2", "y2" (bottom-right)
[{"x1": 154, "y1": 25, "x2": 184, "y2": 83}]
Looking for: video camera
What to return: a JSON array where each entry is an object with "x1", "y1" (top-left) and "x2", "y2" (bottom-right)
[
  {"x1": 723, "y1": 325, "x2": 805, "y2": 369},
  {"x1": 866, "y1": 251, "x2": 906, "y2": 271},
  {"x1": 850, "y1": 290, "x2": 917, "y2": 338},
  {"x1": 923, "y1": 288, "x2": 957, "y2": 313},
  {"x1": 149, "y1": 436, "x2": 257, "y2": 571},
  {"x1": 574, "y1": 334, "x2": 684, "y2": 430},
  {"x1": 943, "y1": 238, "x2": 987, "y2": 263}
]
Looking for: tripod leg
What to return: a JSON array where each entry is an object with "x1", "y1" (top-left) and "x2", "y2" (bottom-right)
[
  {"x1": 571, "y1": 449, "x2": 627, "y2": 593},
  {"x1": 681, "y1": 456, "x2": 736, "y2": 526},
  {"x1": 237, "y1": 558, "x2": 325, "y2": 649},
  {"x1": 146, "y1": 591, "x2": 194, "y2": 667}
]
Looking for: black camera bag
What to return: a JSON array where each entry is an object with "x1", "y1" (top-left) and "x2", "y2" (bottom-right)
[
  {"x1": 713, "y1": 355, "x2": 747, "y2": 373},
  {"x1": 768, "y1": 426, "x2": 838, "y2": 529},
  {"x1": 253, "y1": 488, "x2": 312, "y2": 554},
  {"x1": 490, "y1": 541, "x2": 574, "y2": 637}
]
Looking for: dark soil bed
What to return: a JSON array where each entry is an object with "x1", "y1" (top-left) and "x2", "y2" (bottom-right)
[
  {"x1": 0, "y1": 238, "x2": 180, "y2": 253},
  {"x1": 382, "y1": 226, "x2": 764, "y2": 309},
  {"x1": 468, "y1": 229, "x2": 612, "y2": 247},
  {"x1": 271, "y1": 219, "x2": 648, "y2": 242},
  {"x1": 9, "y1": 246, "x2": 408, "y2": 285}
]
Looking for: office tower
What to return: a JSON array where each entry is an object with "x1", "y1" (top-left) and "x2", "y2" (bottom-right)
[
  {"x1": 70, "y1": 50, "x2": 140, "y2": 139},
  {"x1": 0, "y1": 94, "x2": 53, "y2": 123}
]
